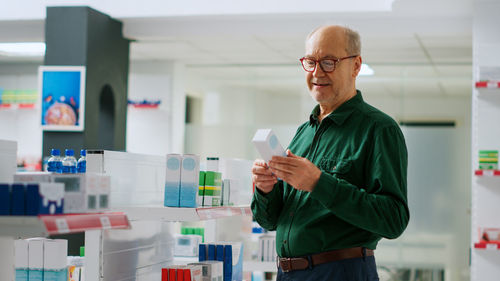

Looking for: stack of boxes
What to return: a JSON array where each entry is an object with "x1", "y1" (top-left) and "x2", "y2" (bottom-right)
[
  {"x1": 479, "y1": 150, "x2": 499, "y2": 170},
  {"x1": 15, "y1": 238, "x2": 68, "y2": 281},
  {"x1": 165, "y1": 154, "x2": 200, "y2": 208},
  {"x1": 257, "y1": 235, "x2": 276, "y2": 263},
  {"x1": 198, "y1": 242, "x2": 243, "y2": 281},
  {"x1": 161, "y1": 265, "x2": 202, "y2": 281},
  {"x1": 0, "y1": 182, "x2": 65, "y2": 216},
  {"x1": 13, "y1": 172, "x2": 111, "y2": 213}
]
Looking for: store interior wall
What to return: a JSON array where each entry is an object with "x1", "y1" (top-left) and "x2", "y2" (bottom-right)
[{"x1": 0, "y1": 7, "x2": 473, "y2": 279}]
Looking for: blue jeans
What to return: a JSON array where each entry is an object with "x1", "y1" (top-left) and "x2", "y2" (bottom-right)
[{"x1": 277, "y1": 256, "x2": 379, "y2": 281}]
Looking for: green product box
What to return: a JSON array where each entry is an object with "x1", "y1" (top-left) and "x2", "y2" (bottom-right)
[
  {"x1": 204, "y1": 171, "x2": 222, "y2": 206},
  {"x1": 198, "y1": 171, "x2": 206, "y2": 206}
]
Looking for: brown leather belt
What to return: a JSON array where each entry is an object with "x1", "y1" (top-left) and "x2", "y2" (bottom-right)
[{"x1": 278, "y1": 247, "x2": 374, "y2": 273}]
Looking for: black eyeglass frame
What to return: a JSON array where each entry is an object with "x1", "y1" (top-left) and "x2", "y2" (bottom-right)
[{"x1": 299, "y1": 55, "x2": 359, "y2": 73}]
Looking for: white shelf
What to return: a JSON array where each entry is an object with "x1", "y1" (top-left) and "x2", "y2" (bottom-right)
[
  {"x1": 0, "y1": 213, "x2": 130, "y2": 238},
  {"x1": 115, "y1": 205, "x2": 252, "y2": 222},
  {"x1": 244, "y1": 261, "x2": 277, "y2": 272}
]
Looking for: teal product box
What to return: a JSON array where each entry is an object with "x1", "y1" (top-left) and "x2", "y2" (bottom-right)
[
  {"x1": 27, "y1": 238, "x2": 45, "y2": 281},
  {"x1": 43, "y1": 239, "x2": 68, "y2": 281},
  {"x1": 180, "y1": 154, "x2": 200, "y2": 208},
  {"x1": 15, "y1": 239, "x2": 28, "y2": 281},
  {"x1": 165, "y1": 154, "x2": 182, "y2": 207}
]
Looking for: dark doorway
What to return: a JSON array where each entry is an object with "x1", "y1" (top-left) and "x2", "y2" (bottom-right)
[{"x1": 98, "y1": 85, "x2": 115, "y2": 150}]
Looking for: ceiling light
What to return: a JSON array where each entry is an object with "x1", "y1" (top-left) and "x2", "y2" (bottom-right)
[
  {"x1": 0, "y1": 42, "x2": 46, "y2": 57},
  {"x1": 359, "y1": 63, "x2": 374, "y2": 76}
]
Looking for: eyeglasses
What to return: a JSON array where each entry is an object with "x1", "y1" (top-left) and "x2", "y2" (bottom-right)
[{"x1": 299, "y1": 55, "x2": 358, "y2": 73}]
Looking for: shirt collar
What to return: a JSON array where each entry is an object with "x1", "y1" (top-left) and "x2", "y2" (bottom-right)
[{"x1": 309, "y1": 90, "x2": 364, "y2": 126}]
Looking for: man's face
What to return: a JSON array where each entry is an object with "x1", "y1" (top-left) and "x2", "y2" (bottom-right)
[{"x1": 304, "y1": 29, "x2": 359, "y2": 105}]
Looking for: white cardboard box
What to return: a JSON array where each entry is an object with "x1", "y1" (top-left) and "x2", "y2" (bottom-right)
[{"x1": 252, "y1": 129, "x2": 286, "y2": 163}]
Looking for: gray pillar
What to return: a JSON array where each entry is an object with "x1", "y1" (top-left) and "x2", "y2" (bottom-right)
[{"x1": 42, "y1": 6, "x2": 130, "y2": 159}]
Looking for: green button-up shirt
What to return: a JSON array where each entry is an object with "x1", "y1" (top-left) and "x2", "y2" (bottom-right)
[{"x1": 251, "y1": 90, "x2": 409, "y2": 258}]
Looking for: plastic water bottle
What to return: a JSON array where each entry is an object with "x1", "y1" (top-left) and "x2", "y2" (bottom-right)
[
  {"x1": 47, "y1": 149, "x2": 63, "y2": 173},
  {"x1": 62, "y1": 149, "x2": 78, "y2": 173},
  {"x1": 77, "y1": 149, "x2": 86, "y2": 173}
]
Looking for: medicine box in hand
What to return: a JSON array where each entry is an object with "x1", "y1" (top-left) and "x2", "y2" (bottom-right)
[{"x1": 252, "y1": 129, "x2": 286, "y2": 163}]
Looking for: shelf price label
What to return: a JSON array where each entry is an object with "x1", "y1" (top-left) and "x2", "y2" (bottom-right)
[
  {"x1": 486, "y1": 243, "x2": 498, "y2": 250},
  {"x1": 100, "y1": 216, "x2": 112, "y2": 229},
  {"x1": 484, "y1": 170, "x2": 494, "y2": 177},
  {"x1": 55, "y1": 218, "x2": 70, "y2": 234}
]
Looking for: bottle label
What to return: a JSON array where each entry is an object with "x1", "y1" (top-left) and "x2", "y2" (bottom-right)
[{"x1": 47, "y1": 161, "x2": 57, "y2": 172}]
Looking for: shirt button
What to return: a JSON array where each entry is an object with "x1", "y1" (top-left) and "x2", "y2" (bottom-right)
[{"x1": 283, "y1": 240, "x2": 287, "y2": 244}]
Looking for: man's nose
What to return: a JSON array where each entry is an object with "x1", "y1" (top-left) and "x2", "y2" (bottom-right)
[{"x1": 313, "y1": 62, "x2": 326, "y2": 77}]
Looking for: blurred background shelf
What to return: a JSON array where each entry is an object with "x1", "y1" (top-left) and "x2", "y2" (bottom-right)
[
  {"x1": 115, "y1": 205, "x2": 251, "y2": 222},
  {"x1": 0, "y1": 212, "x2": 130, "y2": 238}
]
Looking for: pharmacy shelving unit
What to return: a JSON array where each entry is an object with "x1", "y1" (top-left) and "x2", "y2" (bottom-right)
[
  {"x1": 471, "y1": 77, "x2": 500, "y2": 280},
  {"x1": 117, "y1": 205, "x2": 252, "y2": 221},
  {"x1": 84, "y1": 204, "x2": 252, "y2": 281},
  {"x1": 0, "y1": 213, "x2": 130, "y2": 281}
]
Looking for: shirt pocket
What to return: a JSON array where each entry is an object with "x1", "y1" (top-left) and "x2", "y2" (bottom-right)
[{"x1": 319, "y1": 158, "x2": 352, "y2": 175}]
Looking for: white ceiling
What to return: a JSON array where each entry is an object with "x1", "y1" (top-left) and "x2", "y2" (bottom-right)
[{"x1": 0, "y1": 0, "x2": 473, "y2": 98}]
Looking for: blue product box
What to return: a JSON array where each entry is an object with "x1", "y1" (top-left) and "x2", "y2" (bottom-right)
[
  {"x1": 224, "y1": 243, "x2": 243, "y2": 281},
  {"x1": 179, "y1": 154, "x2": 200, "y2": 208},
  {"x1": 0, "y1": 184, "x2": 10, "y2": 215},
  {"x1": 199, "y1": 244, "x2": 207, "y2": 261},
  {"x1": 216, "y1": 245, "x2": 224, "y2": 262},
  {"x1": 208, "y1": 244, "x2": 216, "y2": 260},
  {"x1": 26, "y1": 184, "x2": 40, "y2": 216},
  {"x1": 165, "y1": 154, "x2": 182, "y2": 207},
  {"x1": 11, "y1": 183, "x2": 26, "y2": 215}
]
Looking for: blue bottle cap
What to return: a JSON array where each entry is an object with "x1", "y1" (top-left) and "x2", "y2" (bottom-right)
[
  {"x1": 51, "y1": 149, "x2": 60, "y2": 156},
  {"x1": 65, "y1": 149, "x2": 74, "y2": 156},
  {"x1": 80, "y1": 149, "x2": 86, "y2": 156}
]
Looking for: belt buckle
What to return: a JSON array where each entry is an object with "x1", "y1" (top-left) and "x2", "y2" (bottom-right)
[{"x1": 280, "y1": 258, "x2": 293, "y2": 273}]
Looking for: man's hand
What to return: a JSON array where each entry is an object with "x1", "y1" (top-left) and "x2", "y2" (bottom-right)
[
  {"x1": 269, "y1": 149, "x2": 322, "y2": 192},
  {"x1": 252, "y1": 159, "x2": 278, "y2": 194}
]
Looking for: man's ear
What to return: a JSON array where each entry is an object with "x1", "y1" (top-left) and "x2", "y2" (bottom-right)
[{"x1": 353, "y1": 56, "x2": 362, "y2": 78}]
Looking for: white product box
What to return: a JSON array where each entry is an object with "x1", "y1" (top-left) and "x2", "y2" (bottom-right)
[
  {"x1": 180, "y1": 154, "x2": 200, "y2": 208},
  {"x1": 219, "y1": 158, "x2": 252, "y2": 205},
  {"x1": 15, "y1": 239, "x2": 29, "y2": 281},
  {"x1": 189, "y1": 261, "x2": 223, "y2": 281},
  {"x1": 252, "y1": 129, "x2": 286, "y2": 163},
  {"x1": 165, "y1": 154, "x2": 182, "y2": 207},
  {"x1": 27, "y1": 238, "x2": 46, "y2": 281},
  {"x1": 206, "y1": 157, "x2": 219, "y2": 172},
  {"x1": 174, "y1": 234, "x2": 202, "y2": 257},
  {"x1": 15, "y1": 172, "x2": 111, "y2": 213},
  {"x1": 86, "y1": 150, "x2": 166, "y2": 207},
  {"x1": 38, "y1": 182, "x2": 65, "y2": 215},
  {"x1": 187, "y1": 264, "x2": 203, "y2": 281},
  {"x1": 84, "y1": 173, "x2": 111, "y2": 212},
  {"x1": 53, "y1": 173, "x2": 110, "y2": 213},
  {"x1": 43, "y1": 239, "x2": 68, "y2": 281},
  {"x1": 0, "y1": 139, "x2": 17, "y2": 183}
]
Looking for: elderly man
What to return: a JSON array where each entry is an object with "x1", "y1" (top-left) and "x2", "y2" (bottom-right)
[{"x1": 251, "y1": 25, "x2": 409, "y2": 280}]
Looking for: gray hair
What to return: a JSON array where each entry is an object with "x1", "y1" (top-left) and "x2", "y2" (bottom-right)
[{"x1": 307, "y1": 25, "x2": 361, "y2": 56}]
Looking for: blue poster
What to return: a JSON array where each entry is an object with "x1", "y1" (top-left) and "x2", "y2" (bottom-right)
[{"x1": 39, "y1": 66, "x2": 85, "y2": 131}]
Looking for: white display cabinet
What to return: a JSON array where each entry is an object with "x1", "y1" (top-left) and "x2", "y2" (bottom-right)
[{"x1": 83, "y1": 150, "x2": 252, "y2": 280}]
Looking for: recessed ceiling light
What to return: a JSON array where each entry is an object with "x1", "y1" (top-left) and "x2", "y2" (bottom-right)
[
  {"x1": 360, "y1": 63, "x2": 374, "y2": 76},
  {"x1": 0, "y1": 42, "x2": 46, "y2": 57}
]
